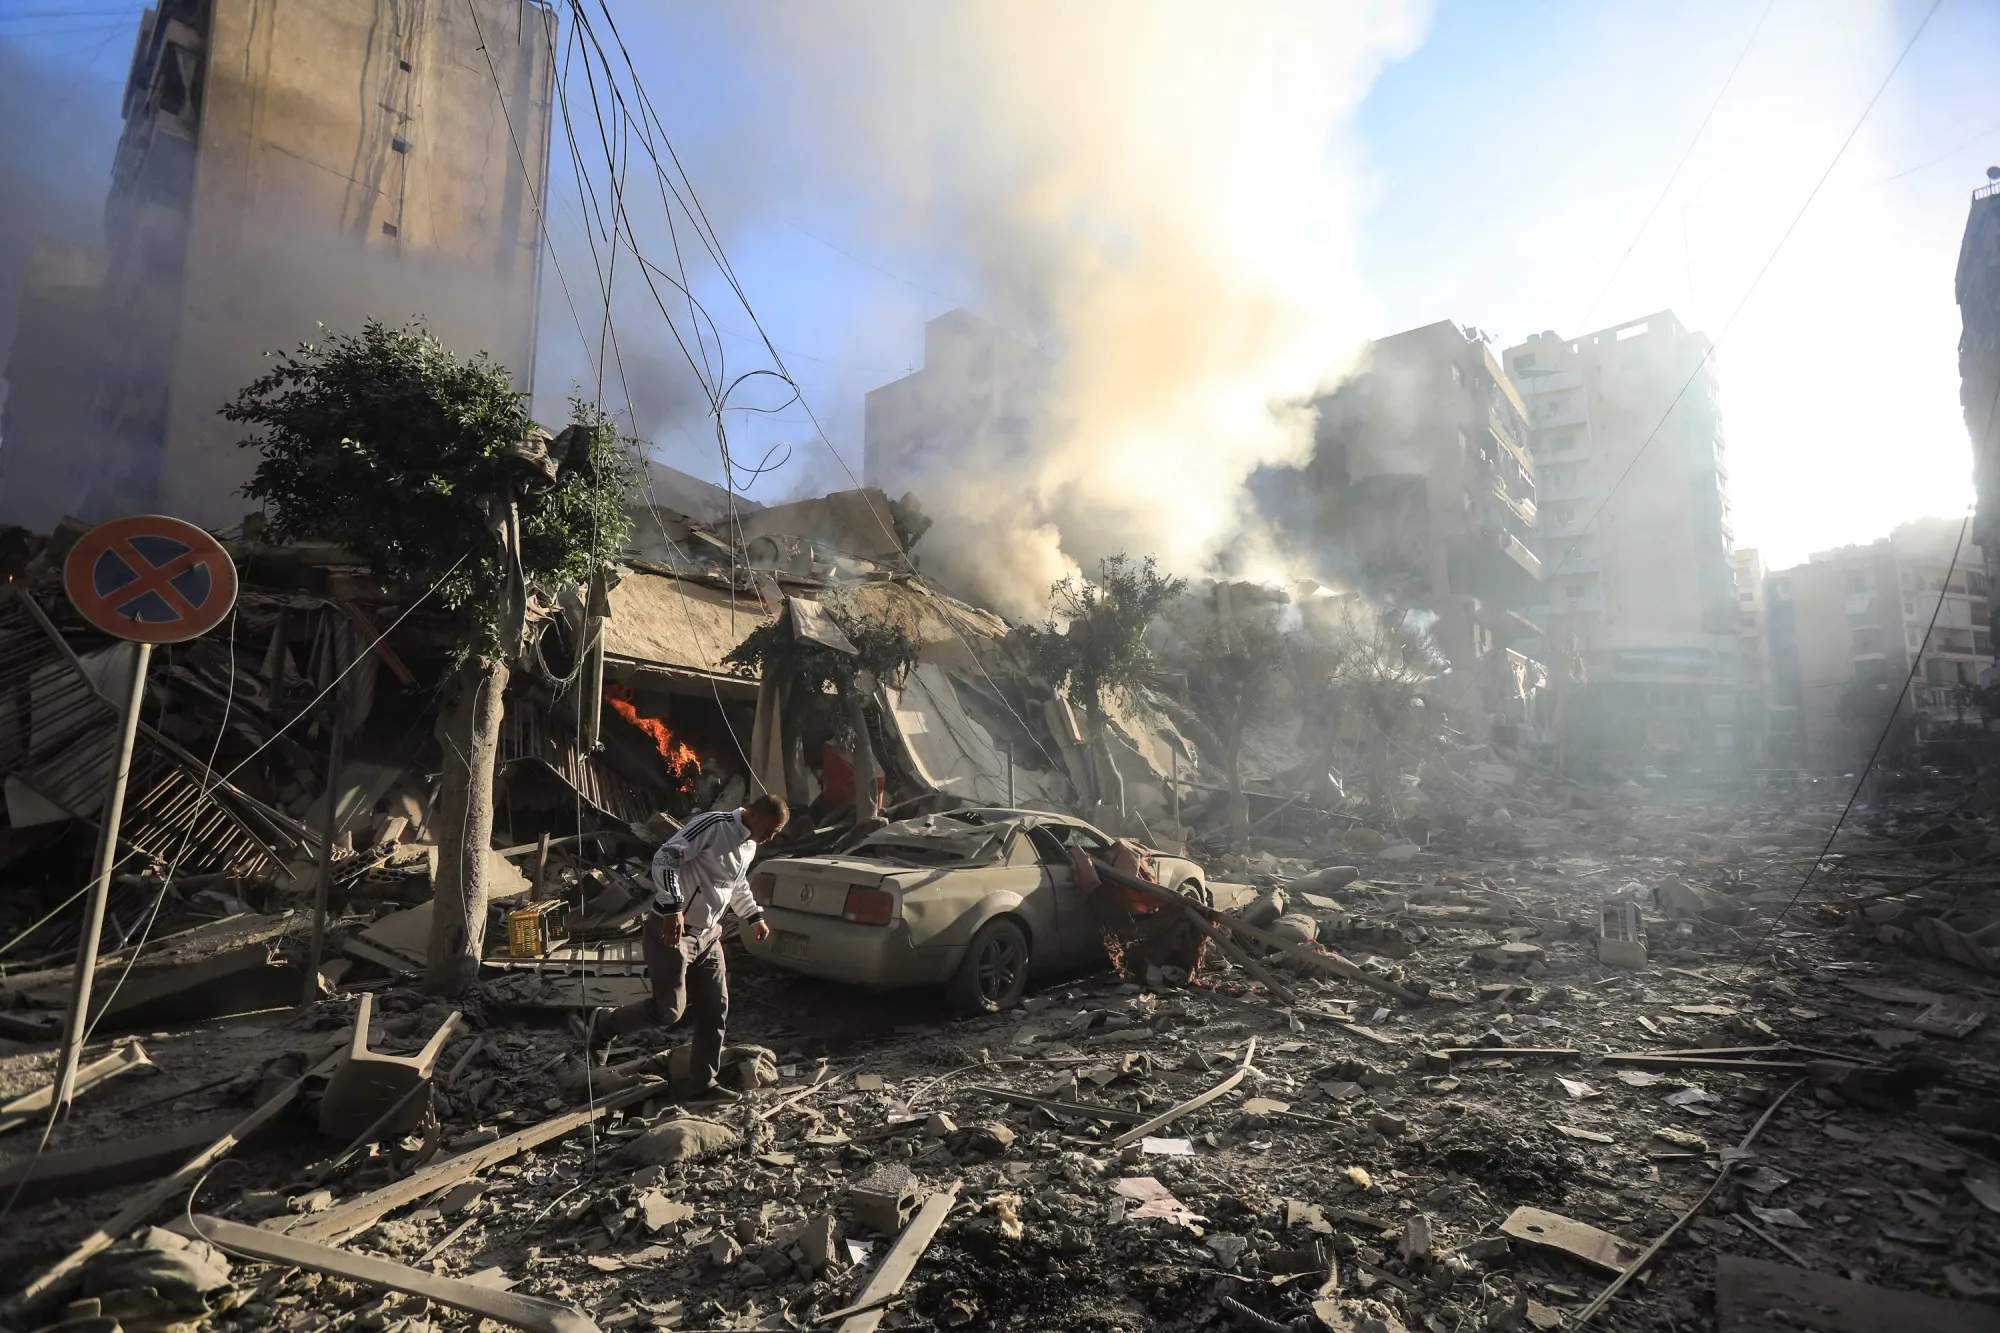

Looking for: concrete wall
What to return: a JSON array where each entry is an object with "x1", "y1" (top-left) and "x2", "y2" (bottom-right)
[
  {"x1": 157, "y1": 0, "x2": 553, "y2": 526},
  {"x1": 863, "y1": 308, "x2": 1053, "y2": 497}
]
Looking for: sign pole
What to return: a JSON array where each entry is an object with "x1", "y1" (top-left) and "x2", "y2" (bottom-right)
[{"x1": 51, "y1": 640, "x2": 153, "y2": 1118}]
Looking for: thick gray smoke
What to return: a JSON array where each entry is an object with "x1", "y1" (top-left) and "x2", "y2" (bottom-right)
[
  {"x1": 0, "y1": 41, "x2": 121, "y2": 420},
  {"x1": 733, "y1": 1, "x2": 1427, "y2": 616}
]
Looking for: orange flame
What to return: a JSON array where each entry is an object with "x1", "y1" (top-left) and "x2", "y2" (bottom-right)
[{"x1": 605, "y1": 682, "x2": 700, "y2": 774}]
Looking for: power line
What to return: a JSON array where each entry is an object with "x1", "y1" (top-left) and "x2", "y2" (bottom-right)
[
  {"x1": 1578, "y1": 0, "x2": 1776, "y2": 331},
  {"x1": 1544, "y1": 0, "x2": 1945, "y2": 586},
  {"x1": 1735, "y1": 506, "x2": 1973, "y2": 973}
]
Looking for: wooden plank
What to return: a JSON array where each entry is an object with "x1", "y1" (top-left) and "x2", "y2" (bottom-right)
[
  {"x1": 0, "y1": 1040, "x2": 152, "y2": 1135},
  {"x1": 11, "y1": 1049, "x2": 345, "y2": 1315},
  {"x1": 1600, "y1": 1054, "x2": 1809, "y2": 1074},
  {"x1": 1716, "y1": 1257, "x2": 2000, "y2": 1333},
  {"x1": 288, "y1": 1081, "x2": 661, "y2": 1246},
  {"x1": 1181, "y1": 908, "x2": 1296, "y2": 1004},
  {"x1": 1110, "y1": 1038, "x2": 1257, "y2": 1150},
  {"x1": 965, "y1": 1084, "x2": 1149, "y2": 1124},
  {"x1": 189, "y1": 1215, "x2": 601, "y2": 1333},
  {"x1": 0, "y1": 1113, "x2": 243, "y2": 1203},
  {"x1": 837, "y1": 1182, "x2": 962, "y2": 1333}
]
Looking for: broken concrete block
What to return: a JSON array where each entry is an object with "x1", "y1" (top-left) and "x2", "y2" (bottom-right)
[
  {"x1": 638, "y1": 1190, "x2": 695, "y2": 1233},
  {"x1": 850, "y1": 1163, "x2": 920, "y2": 1233},
  {"x1": 1400, "y1": 1214, "x2": 1433, "y2": 1265},
  {"x1": 923, "y1": 1111, "x2": 957, "y2": 1140},
  {"x1": 621, "y1": 1117, "x2": 741, "y2": 1166},
  {"x1": 1289, "y1": 865, "x2": 1360, "y2": 894},
  {"x1": 1369, "y1": 1113, "x2": 1408, "y2": 1138},
  {"x1": 708, "y1": 1234, "x2": 742, "y2": 1268},
  {"x1": 797, "y1": 1212, "x2": 843, "y2": 1270},
  {"x1": 1655, "y1": 876, "x2": 1744, "y2": 926},
  {"x1": 1271, "y1": 913, "x2": 1322, "y2": 947},
  {"x1": 1239, "y1": 889, "x2": 1288, "y2": 929},
  {"x1": 1343, "y1": 828, "x2": 1390, "y2": 856},
  {"x1": 1474, "y1": 942, "x2": 1544, "y2": 971}
]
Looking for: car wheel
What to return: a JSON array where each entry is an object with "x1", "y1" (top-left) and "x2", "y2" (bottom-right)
[
  {"x1": 947, "y1": 918, "x2": 1030, "y2": 1013},
  {"x1": 1174, "y1": 877, "x2": 1212, "y2": 909}
]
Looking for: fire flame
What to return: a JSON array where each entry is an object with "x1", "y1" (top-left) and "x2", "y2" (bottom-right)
[{"x1": 605, "y1": 682, "x2": 700, "y2": 775}]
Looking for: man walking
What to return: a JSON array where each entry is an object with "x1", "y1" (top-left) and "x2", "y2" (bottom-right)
[{"x1": 585, "y1": 794, "x2": 789, "y2": 1100}]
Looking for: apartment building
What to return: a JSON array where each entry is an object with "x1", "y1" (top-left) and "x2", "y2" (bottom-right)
[
  {"x1": 0, "y1": 0, "x2": 554, "y2": 529},
  {"x1": 1303, "y1": 321, "x2": 1546, "y2": 736},
  {"x1": 1767, "y1": 519, "x2": 1989, "y2": 771},
  {"x1": 1732, "y1": 548, "x2": 1776, "y2": 765},
  {"x1": 862, "y1": 308, "x2": 1054, "y2": 498},
  {"x1": 1957, "y1": 172, "x2": 2000, "y2": 668},
  {"x1": 1502, "y1": 313, "x2": 1743, "y2": 770}
]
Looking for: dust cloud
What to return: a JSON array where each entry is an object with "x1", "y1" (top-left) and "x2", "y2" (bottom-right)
[{"x1": 739, "y1": 2, "x2": 1427, "y2": 617}]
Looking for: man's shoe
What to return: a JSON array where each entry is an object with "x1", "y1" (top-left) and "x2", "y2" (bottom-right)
[
  {"x1": 682, "y1": 1081, "x2": 740, "y2": 1104},
  {"x1": 571, "y1": 1006, "x2": 618, "y2": 1053}
]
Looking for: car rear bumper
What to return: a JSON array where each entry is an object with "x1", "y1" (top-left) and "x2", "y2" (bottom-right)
[{"x1": 742, "y1": 910, "x2": 963, "y2": 990}]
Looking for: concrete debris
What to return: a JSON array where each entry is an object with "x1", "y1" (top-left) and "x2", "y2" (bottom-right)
[{"x1": 5, "y1": 524, "x2": 2000, "y2": 1333}]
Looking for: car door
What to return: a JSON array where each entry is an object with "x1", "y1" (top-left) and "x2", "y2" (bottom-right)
[{"x1": 1031, "y1": 822, "x2": 1119, "y2": 964}]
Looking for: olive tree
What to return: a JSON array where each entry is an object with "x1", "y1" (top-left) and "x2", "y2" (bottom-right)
[{"x1": 225, "y1": 321, "x2": 634, "y2": 994}]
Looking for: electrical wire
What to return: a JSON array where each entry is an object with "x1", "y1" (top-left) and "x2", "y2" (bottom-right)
[
  {"x1": 1733, "y1": 509, "x2": 1973, "y2": 974},
  {"x1": 1577, "y1": 0, "x2": 1776, "y2": 331}
]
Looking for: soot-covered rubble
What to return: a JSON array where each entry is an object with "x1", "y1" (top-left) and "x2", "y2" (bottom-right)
[{"x1": 7, "y1": 763, "x2": 2000, "y2": 1333}]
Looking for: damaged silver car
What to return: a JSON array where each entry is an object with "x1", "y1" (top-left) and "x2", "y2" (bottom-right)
[{"x1": 741, "y1": 808, "x2": 1207, "y2": 1010}]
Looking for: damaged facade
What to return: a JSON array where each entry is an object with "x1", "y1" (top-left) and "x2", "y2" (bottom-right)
[{"x1": 0, "y1": 0, "x2": 554, "y2": 530}]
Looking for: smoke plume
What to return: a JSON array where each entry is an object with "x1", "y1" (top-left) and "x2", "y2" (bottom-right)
[{"x1": 738, "y1": 2, "x2": 1426, "y2": 616}]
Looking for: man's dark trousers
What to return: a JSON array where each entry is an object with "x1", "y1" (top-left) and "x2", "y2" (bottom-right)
[{"x1": 601, "y1": 921, "x2": 728, "y2": 1088}]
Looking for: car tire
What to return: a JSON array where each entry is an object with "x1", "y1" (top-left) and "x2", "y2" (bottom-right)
[
  {"x1": 1174, "y1": 877, "x2": 1212, "y2": 909},
  {"x1": 947, "y1": 917, "x2": 1030, "y2": 1013}
]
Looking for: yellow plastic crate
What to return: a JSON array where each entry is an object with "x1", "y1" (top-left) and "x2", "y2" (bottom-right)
[{"x1": 506, "y1": 899, "x2": 568, "y2": 958}]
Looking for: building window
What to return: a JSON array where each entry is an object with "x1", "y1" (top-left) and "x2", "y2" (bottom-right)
[
  {"x1": 382, "y1": 222, "x2": 399, "y2": 237},
  {"x1": 1978, "y1": 631, "x2": 1993, "y2": 654},
  {"x1": 1847, "y1": 573, "x2": 1867, "y2": 593},
  {"x1": 1566, "y1": 581, "x2": 1587, "y2": 598},
  {"x1": 1852, "y1": 627, "x2": 1881, "y2": 655}
]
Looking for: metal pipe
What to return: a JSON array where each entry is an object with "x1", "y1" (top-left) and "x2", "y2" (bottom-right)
[{"x1": 302, "y1": 682, "x2": 345, "y2": 1005}]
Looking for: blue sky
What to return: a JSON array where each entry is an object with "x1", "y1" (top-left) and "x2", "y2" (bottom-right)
[{"x1": 6, "y1": 0, "x2": 1998, "y2": 573}]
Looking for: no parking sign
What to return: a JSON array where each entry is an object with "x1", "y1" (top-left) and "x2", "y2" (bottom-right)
[{"x1": 62, "y1": 514, "x2": 238, "y2": 643}]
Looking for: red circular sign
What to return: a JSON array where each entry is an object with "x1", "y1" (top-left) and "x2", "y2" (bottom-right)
[{"x1": 63, "y1": 514, "x2": 239, "y2": 644}]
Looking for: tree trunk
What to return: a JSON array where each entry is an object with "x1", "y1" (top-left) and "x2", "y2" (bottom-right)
[
  {"x1": 845, "y1": 686, "x2": 880, "y2": 822},
  {"x1": 1085, "y1": 705, "x2": 1126, "y2": 826},
  {"x1": 1224, "y1": 695, "x2": 1250, "y2": 847},
  {"x1": 428, "y1": 650, "x2": 509, "y2": 995}
]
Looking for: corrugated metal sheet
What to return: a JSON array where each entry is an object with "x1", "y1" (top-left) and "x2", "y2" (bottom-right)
[
  {"x1": 0, "y1": 596, "x2": 303, "y2": 880},
  {"x1": 601, "y1": 571, "x2": 769, "y2": 686},
  {"x1": 500, "y1": 705, "x2": 663, "y2": 826}
]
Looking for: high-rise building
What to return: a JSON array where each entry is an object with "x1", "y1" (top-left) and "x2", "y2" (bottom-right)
[
  {"x1": 1765, "y1": 519, "x2": 1989, "y2": 770},
  {"x1": 0, "y1": 0, "x2": 554, "y2": 530},
  {"x1": 1502, "y1": 313, "x2": 1742, "y2": 770},
  {"x1": 1302, "y1": 321, "x2": 1546, "y2": 736},
  {"x1": 1957, "y1": 172, "x2": 2000, "y2": 669},
  {"x1": 862, "y1": 309, "x2": 1052, "y2": 498},
  {"x1": 1732, "y1": 548, "x2": 1773, "y2": 765}
]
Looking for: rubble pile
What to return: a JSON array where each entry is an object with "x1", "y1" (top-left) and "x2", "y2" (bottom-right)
[{"x1": 2, "y1": 762, "x2": 1998, "y2": 1331}]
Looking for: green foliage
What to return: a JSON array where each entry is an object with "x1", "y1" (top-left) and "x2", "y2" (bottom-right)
[
  {"x1": 725, "y1": 596, "x2": 921, "y2": 741},
  {"x1": 1019, "y1": 554, "x2": 1186, "y2": 716},
  {"x1": 224, "y1": 321, "x2": 636, "y2": 627}
]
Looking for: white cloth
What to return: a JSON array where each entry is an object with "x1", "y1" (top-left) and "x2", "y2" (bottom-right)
[{"x1": 650, "y1": 809, "x2": 764, "y2": 942}]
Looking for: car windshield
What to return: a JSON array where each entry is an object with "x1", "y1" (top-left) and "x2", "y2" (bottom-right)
[{"x1": 848, "y1": 813, "x2": 1017, "y2": 868}]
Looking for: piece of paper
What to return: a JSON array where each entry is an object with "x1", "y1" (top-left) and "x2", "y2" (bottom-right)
[
  {"x1": 1113, "y1": 1175, "x2": 1203, "y2": 1226},
  {"x1": 1556, "y1": 1077, "x2": 1600, "y2": 1100},
  {"x1": 1141, "y1": 1137, "x2": 1195, "y2": 1155}
]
